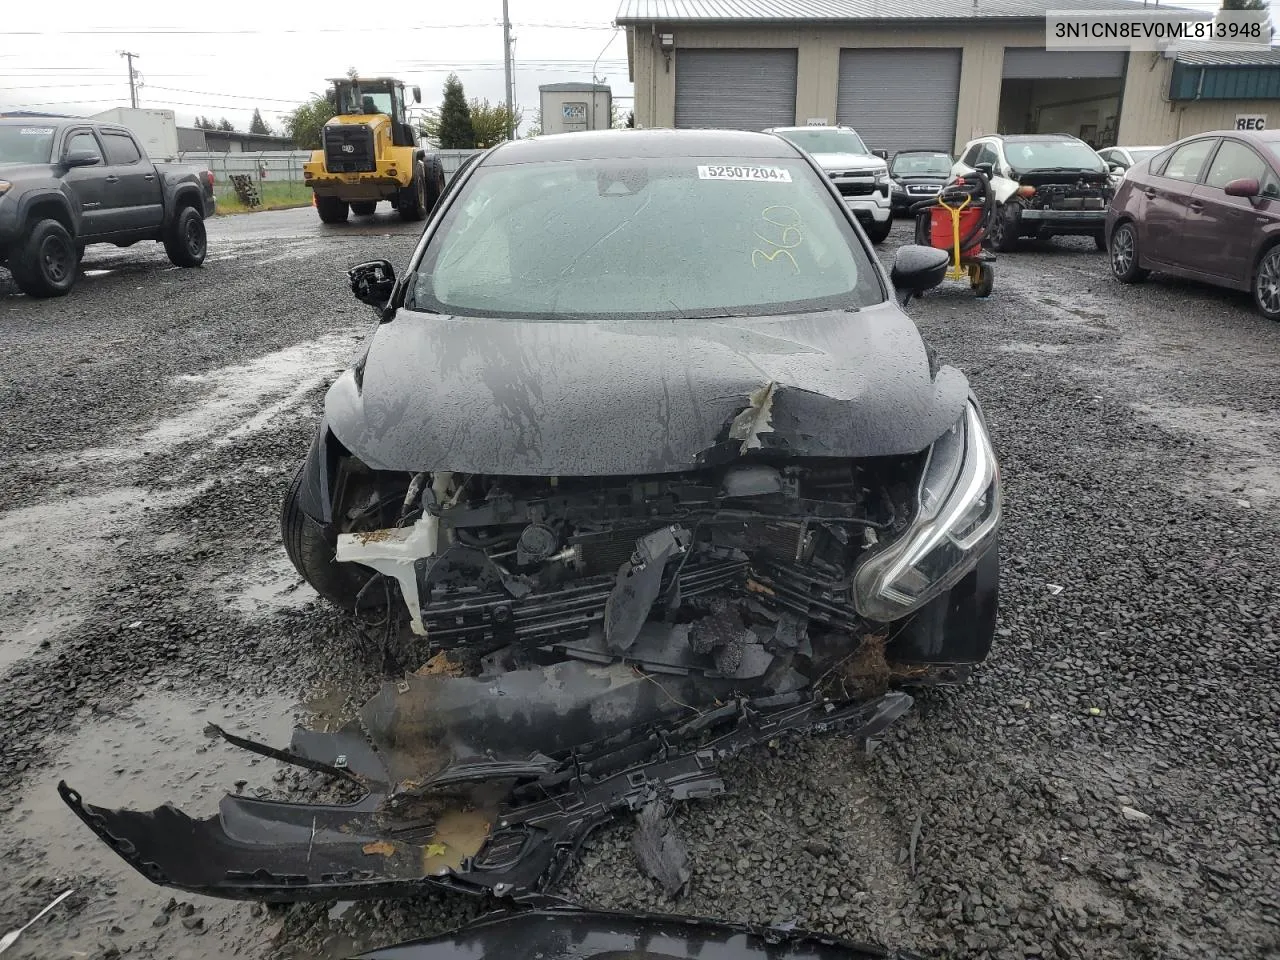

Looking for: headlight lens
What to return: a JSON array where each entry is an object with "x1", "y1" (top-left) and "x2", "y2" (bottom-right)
[
  {"x1": 891, "y1": 178, "x2": 905, "y2": 193},
  {"x1": 873, "y1": 167, "x2": 890, "y2": 184},
  {"x1": 853, "y1": 401, "x2": 1001, "y2": 622},
  {"x1": 0, "y1": 180, "x2": 11, "y2": 195}
]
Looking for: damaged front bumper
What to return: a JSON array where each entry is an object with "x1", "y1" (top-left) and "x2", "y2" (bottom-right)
[
  {"x1": 60, "y1": 662, "x2": 911, "y2": 903},
  {"x1": 355, "y1": 906, "x2": 925, "y2": 960}
]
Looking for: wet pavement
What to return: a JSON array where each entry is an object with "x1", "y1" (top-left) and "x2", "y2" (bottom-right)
[{"x1": 1, "y1": 209, "x2": 1278, "y2": 960}]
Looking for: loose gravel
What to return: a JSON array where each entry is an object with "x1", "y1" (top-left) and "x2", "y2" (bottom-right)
[{"x1": 1, "y1": 213, "x2": 1277, "y2": 960}]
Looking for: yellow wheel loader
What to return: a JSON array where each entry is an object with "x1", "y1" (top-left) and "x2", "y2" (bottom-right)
[{"x1": 303, "y1": 77, "x2": 446, "y2": 224}]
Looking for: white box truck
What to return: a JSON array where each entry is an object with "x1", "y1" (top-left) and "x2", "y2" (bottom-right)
[{"x1": 90, "y1": 107, "x2": 179, "y2": 160}]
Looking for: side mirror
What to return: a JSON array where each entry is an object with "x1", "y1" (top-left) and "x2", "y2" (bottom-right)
[
  {"x1": 412, "y1": 85, "x2": 422, "y2": 104},
  {"x1": 872, "y1": 148, "x2": 889, "y2": 160},
  {"x1": 63, "y1": 150, "x2": 101, "y2": 168},
  {"x1": 1224, "y1": 177, "x2": 1260, "y2": 199},
  {"x1": 349, "y1": 259, "x2": 396, "y2": 311},
  {"x1": 974, "y1": 161, "x2": 995, "y2": 178},
  {"x1": 891, "y1": 245, "x2": 950, "y2": 306}
]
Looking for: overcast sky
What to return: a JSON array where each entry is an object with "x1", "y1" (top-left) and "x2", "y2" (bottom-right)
[{"x1": 1, "y1": 0, "x2": 632, "y2": 135}]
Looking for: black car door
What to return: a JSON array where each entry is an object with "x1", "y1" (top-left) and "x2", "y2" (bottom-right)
[
  {"x1": 59, "y1": 128, "x2": 110, "y2": 238},
  {"x1": 99, "y1": 130, "x2": 164, "y2": 232}
]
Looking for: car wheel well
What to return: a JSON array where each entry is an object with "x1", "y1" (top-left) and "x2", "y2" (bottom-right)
[
  {"x1": 172, "y1": 189, "x2": 202, "y2": 213},
  {"x1": 1253, "y1": 234, "x2": 1280, "y2": 270},
  {"x1": 25, "y1": 199, "x2": 73, "y2": 235}
]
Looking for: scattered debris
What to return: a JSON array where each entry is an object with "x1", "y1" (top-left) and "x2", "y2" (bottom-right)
[
  {"x1": 908, "y1": 813, "x2": 923, "y2": 876},
  {"x1": 632, "y1": 803, "x2": 692, "y2": 897},
  {"x1": 0, "y1": 889, "x2": 72, "y2": 955},
  {"x1": 1047, "y1": 584, "x2": 1064, "y2": 596},
  {"x1": 1121, "y1": 806, "x2": 1151, "y2": 824}
]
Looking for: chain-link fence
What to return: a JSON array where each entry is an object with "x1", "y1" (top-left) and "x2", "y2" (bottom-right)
[{"x1": 175, "y1": 149, "x2": 483, "y2": 212}]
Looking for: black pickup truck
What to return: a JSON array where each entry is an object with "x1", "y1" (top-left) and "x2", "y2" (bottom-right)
[{"x1": 0, "y1": 117, "x2": 216, "y2": 297}]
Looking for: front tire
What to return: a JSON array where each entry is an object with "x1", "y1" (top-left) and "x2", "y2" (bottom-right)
[
  {"x1": 865, "y1": 218, "x2": 892, "y2": 245},
  {"x1": 398, "y1": 163, "x2": 428, "y2": 222},
  {"x1": 280, "y1": 463, "x2": 376, "y2": 611},
  {"x1": 986, "y1": 204, "x2": 1019, "y2": 253},
  {"x1": 163, "y1": 206, "x2": 207, "y2": 267},
  {"x1": 316, "y1": 195, "x2": 349, "y2": 224},
  {"x1": 10, "y1": 219, "x2": 78, "y2": 298},
  {"x1": 1109, "y1": 221, "x2": 1148, "y2": 284},
  {"x1": 1253, "y1": 245, "x2": 1280, "y2": 321}
]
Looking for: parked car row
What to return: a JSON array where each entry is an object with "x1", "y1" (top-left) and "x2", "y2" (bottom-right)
[{"x1": 901, "y1": 127, "x2": 1280, "y2": 322}]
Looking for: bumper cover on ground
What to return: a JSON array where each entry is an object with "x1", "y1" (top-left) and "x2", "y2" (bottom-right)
[{"x1": 59, "y1": 669, "x2": 911, "y2": 904}]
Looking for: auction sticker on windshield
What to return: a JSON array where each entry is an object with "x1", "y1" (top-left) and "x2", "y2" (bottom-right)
[
  {"x1": 698, "y1": 165, "x2": 792, "y2": 182},
  {"x1": 21, "y1": 128, "x2": 54, "y2": 136}
]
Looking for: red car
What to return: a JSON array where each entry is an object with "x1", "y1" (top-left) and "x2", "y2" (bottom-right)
[{"x1": 1105, "y1": 129, "x2": 1280, "y2": 320}]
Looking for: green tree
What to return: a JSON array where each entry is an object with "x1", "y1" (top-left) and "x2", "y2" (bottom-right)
[
  {"x1": 194, "y1": 116, "x2": 213, "y2": 129},
  {"x1": 523, "y1": 108, "x2": 542, "y2": 138},
  {"x1": 216, "y1": 117, "x2": 235, "y2": 132},
  {"x1": 249, "y1": 108, "x2": 271, "y2": 135},
  {"x1": 437, "y1": 74, "x2": 475, "y2": 149},
  {"x1": 467, "y1": 98, "x2": 522, "y2": 147},
  {"x1": 1220, "y1": 0, "x2": 1265, "y2": 9},
  {"x1": 625, "y1": 110, "x2": 635, "y2": 128},
  {"x1": 283, "y1": 91, "x2": 337, "y2": 150}
]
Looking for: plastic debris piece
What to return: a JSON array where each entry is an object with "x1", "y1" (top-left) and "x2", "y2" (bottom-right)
[
  {"x1": 632, "y1": 803, "x2": 691, "y2": 897},
  {"x1": 0, "y1": 889, "x2": 73, "y2": 955}
]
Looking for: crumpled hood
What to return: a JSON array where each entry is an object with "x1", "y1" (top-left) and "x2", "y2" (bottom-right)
[
  {"x1": 809, "y1": 152, "x2": 885, "y2": 173},
  {"x1": 325, "y1": 303, "x2": 969, "y2": 475}
]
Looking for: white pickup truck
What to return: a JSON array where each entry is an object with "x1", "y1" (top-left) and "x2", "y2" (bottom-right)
[{"x1": 765, "y1": 125, "x2": 893, "y2": 243}]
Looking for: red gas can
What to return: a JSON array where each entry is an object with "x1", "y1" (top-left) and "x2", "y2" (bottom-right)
[{"x1": 929, "y1": 204, "x2": 984, "y2": 261}]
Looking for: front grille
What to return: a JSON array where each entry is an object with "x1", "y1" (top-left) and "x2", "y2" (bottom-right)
[
  {"x1": 838, "y1": 182, "x2": 876, "y2": 197},
  {"x1": 420, "y1": 557, "x2": 748, "y2": 648},
  {"x1": 323, "y1": 126, "x2": 375, "y2": 173},
  {"x1": 749, "y1": 558, "x2": 860, "y2": 631},
  {"x1": 907, "y1": 183, "x2": 942, "y2": 194}
]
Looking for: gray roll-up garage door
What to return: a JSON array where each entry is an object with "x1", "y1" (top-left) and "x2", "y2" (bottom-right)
[
  {"x1": 674, "y1": 49, "x2": 797, "y2": 131},
  {"x1": 836, "y1": 48, "x2": 962, "y2": 156},
  {"x1": 1002, "y1": 48, "x2": 1127, "y2": 78}
]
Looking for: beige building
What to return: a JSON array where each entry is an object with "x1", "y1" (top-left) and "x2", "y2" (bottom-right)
[{"x1": 617, "y1": 0, "x2": 1280, "y2": 154}]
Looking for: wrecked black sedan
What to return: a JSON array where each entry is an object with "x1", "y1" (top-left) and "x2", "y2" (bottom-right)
[{"x1": 61, "y1": 130, "x2": 1000, "y2": 905}]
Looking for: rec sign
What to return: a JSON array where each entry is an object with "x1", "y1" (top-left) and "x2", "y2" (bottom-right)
[{"x1": 1236, "y1": 114, "x2": 1267, "y2": 131}]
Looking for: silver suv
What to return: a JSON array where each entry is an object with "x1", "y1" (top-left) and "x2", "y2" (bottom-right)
[{"x1": 765, "y1": 125, "x2": 892, "y2": 243}]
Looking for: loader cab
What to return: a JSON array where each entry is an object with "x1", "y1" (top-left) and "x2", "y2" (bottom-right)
[{"x1": 330, "y1": 77, "x2": 422, "y2": 148}]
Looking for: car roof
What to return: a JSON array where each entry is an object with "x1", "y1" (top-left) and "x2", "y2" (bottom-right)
[
  {"x1": 893, "y1": 148, "x2": 952, "y2": 155},
  {"x1": 994, "y1": 134, "x2": 1081, "y2": 142},
  {"x1": 485, "y1": 128, "x2": 802, "y2": 164},
  {"x1": 0, "y1": 117, "x2": 69, "y2": 127}
]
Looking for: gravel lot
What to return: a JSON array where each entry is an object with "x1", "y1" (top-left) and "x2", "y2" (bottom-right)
[{"x1": 1, "y1": 209, "x2": 1277, "y2": 960}]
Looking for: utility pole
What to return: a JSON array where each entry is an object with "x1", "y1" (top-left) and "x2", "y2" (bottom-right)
[
  {"x1": 119, "y1": 51, "x2": 139, "y2": 108},
  {"x1": 502, "y1": 0, "x2": 514, "y2": 140}
]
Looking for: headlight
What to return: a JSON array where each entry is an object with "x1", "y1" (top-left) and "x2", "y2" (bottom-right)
[
  {"x1": 890, "y1": 178, "x2": 905, "y2": 193},
  {"x1": 853, "y1": 401, "x2": 1001, "y2": 622},
  {"x1": 873, "y1": 167, "x2": 890, "y2": 184},
  {"x1": 0, "y1": 180, "x2": 11, "y2": 195}
]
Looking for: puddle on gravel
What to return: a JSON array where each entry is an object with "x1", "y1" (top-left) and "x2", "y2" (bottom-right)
[
  {"x1": 217, "y1": 549, "x2": 318, "y2": 615},
  {"x1": 0, "y1": 483, "x2": 210, "y2": 675},
  {"x1": 44, "y1": 331, "x2": 365, "y2": 468},
  {"x1": 1, "y1": 687, "x2": 327, "y2": 960},
  {"x1": 1131, "y1": 400, "x2": 1280, "y2": 503},
  {"x1": 999, "y1": 341, "x2": 1069, "y2": 355}
]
